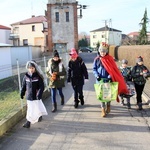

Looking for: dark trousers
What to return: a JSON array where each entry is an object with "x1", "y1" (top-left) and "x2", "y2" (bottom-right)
[
  {"x1": 51, "y1": 88, "x2": 64, "y2": 103},
  {"x1": 134, "y1": 83, "x2": 145, "y2": 103},
  {"x1": 72, "y1": 85, "x2": 83, "y2": 101}
]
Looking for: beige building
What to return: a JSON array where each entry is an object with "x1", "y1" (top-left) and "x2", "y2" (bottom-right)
[
  {"x1": 9, "y1": 16, "x2": 48, "y2": 52},
  {"x1": 46, "y1": 0, "x2": 78, "y2": 53},
  {"x1": 90, "y1": 26, "x2": 122, "y2": 48}
]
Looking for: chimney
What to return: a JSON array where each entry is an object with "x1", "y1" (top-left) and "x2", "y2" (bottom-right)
[{"x1": 32, "y1": 15, "x2": 35, "y2": 18}]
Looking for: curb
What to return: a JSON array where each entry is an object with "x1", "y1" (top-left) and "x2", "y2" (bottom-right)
[{"x1": 142, "y1": 92, "x2": 150, "y2": 106}]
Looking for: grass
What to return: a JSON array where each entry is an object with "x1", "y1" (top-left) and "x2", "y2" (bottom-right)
[
  {"x1": 0, "y1": 74, "x2": 27, "y2": 121},
  {"x1": 0, "y1": 90, "x2": 26, "y2": 121}
]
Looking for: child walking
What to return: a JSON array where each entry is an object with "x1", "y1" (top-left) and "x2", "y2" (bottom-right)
[
  {"x1": 93, "y1": 42, "x2": 128, "y2": 117},
  {"x1": 20, "y1": 60, "x2": 48, "y2": 128},
  {"x1": 119, "y1": 59, "x2": 132, "y2": 109},
  {"x1": 46, "y1": 50, "x2": 66, "y2": 112},
  {"x1": 131, "y1": 56, "x2": 150, "y2": 110},
  {"x1": 67, "y1": 48, "x2": 89, "y2": 108}
]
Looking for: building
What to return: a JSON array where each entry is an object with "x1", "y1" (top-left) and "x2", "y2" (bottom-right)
[
  {"x1": 127, "y1": 31, "x2": 150, "y2": 45},
  {"x1": 46, "y1": 0, "x2": 78, "y2": 53},
  {"x1": 9, "y1": 16, "x2": 48, "y2": 52},
  {"x1": 90, "y1": 26, "x2": 122, "y2": 48},
  {"x1": 0, "y1": 25, "x2": 11, "y2": 44}
]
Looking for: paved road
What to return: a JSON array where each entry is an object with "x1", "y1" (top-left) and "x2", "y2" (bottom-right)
[{"x1": 0, "y1": 52, "x2": 150, "y2": 150}]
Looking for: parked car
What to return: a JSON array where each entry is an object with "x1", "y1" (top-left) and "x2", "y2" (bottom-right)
[{"x1": 79, "y1": 47, "x2": 92, "y2": 53}]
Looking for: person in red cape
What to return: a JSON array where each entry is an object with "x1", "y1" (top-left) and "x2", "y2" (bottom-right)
[{"x1": 93, "y1": 42, "x2": 128, "y2": 117}]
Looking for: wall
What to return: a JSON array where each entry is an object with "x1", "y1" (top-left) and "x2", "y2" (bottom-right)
[
  {"x1": 0, "y1": 29, "x2": 11, "y2": 44},
  {"x1": 13, "y1": 24, "x2": 44, "y2": 46},
  {"x1": 48, "y1": 0, "x2": 76, "y2": 4},
  {"x1": 47, "y1": 1, "x2": 78, "y2": 52},
  {"x1": 0, "y1": 47, "x2": 12, "y2": 79},
  {"x1": 90, "y1": 31, "x2": 122, "y2": 48},
  {"x1": 11, "y1": 46, "x2": 32, "y2": 65},
  {"x1": 0, "y1": 46, "x2": 42, "y2": 79},
  {"x1": 109, "y1": 45, "x2": 150, "y2": 69},
  {"x1": 51, "y1": 5, "x2": 75, "y2": 50},
  {"x1": 108, "y1": 31, "x2": 121, "y2": 46}
]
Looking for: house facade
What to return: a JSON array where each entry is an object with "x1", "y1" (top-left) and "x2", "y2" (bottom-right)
[
  {"x1": 9, "y1": 16, "x2": 48, "y2": 52},
  {"x1": 0, "y1": 25, "x2": 11, "y2": 44},
  {"x1": 46, "y1": 0, "x2": 78, "y2": 53},
  {"x1": 90, "y1": 26, "x2": 122, "y2": 48}
]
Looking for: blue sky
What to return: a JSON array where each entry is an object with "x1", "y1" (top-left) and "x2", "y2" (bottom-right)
[{"x1": 0, "y1": 0, "x2": 150, "y2": 34}]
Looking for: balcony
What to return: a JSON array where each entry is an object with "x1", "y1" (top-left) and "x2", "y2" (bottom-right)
[{"x1": 9, "y1": 33, "x2": 19, "y2": 40}]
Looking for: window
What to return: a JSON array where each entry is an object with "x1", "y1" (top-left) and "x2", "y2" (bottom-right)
[
  {"x1": 32, "y1": 25, "x2": 35, "y2": 31},
  {"x1": 55, "y1": 12, "x2": 59, "y2": 22},
  {"x1": 66, "y1": 12, "x2": 69, "y2": 22},
  {"x1": 102, "y1": 35, "x2": 105, "y2": 38},
  {"x1": 46, "y1": 35, "x2": 48, "y2": 47},
  {"x1": 23, "y1": 39, "x2": 28, "y2": 46},
  {"x1": 93, "y1": 35, "x2": 97, "y2": 38}
]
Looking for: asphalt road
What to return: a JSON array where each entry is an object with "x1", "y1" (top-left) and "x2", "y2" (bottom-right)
[{"x1": 0, "y1": 52, "x2": 150, "y2": 150}]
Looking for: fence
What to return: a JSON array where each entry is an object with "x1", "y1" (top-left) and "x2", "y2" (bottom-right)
[{"x1": 0, "y1": 52, "x2": 69, "y2": 122}]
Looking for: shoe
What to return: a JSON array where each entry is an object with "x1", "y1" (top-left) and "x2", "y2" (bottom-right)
[
  {"x1": 127, "y1": 102, "x2": 131, "y2": 109},
  {"x1": 79, "y1": 96, "x2": 84, "y2": 105},
  {"x1": 38, "y1": 116, "x2": 42, "y2": 122},
  {"x1": 61, "y1": 97, "x2": 64, "y2": 105},
  {"x1": 106, "y1": 104, "x2": 110, "y2": 113},
  {"x1": 80, "y1": 99, "x2": 84, "y2": 105},
  {"x1": 52, "y1": 102, "x2": 57, "y2": 113},
  {"x1": 23, "y1": 121, "x2": 30, "y2": 128},
  {"x1": 74, "y1": 100, "x2": 79, "y2": 108},
  {"x1": 101, "y1": 108, "x2": 106, "y2": 117},
  {"x1": 120, "y1": 99, "x2": 125, "y2": 106},
  {"x1": 138, "y1": 103, "x2": 143, "y2": 110}
]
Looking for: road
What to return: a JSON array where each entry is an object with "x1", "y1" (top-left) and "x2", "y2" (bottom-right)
[{"x1": 0, "y1": 52, "x2": 150, "y2": 150}]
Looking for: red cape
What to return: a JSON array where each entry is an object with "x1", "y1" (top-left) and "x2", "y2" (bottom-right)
[{"x1": 101, "y1": 54, "x2": 128, "y2": 102}]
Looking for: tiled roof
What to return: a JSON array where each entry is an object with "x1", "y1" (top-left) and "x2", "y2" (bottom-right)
[
  {"x1": 90, "y1": 26, "x2": 122, "y2": 32},
  {"x1": 11, "y1": 16, "x2": 47, "y2": 25},
  {"x1": 127, "y1": 32, "x2": 139, "y2": 36},
  {"x1": 0, "y1": 25, "x2": 11, "y2": 30}
]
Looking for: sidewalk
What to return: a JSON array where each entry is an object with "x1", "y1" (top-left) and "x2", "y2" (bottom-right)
[
  {"x1": 0, "y1": 57, "x2": 150, "y2": 150},
  {"x1": 143, "y1": 79, "x2": 150, "y2": 104}
]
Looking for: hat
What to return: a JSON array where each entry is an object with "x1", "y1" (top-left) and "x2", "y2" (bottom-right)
[
  {"x1": 99, "y1": 42, "x2": 109, "y2": 53},
  {"x1": 53, "y1": 51, "x2": 59, "y2": 58},
  {"x1": 136, "y1": 56, "x2": 143, "y2": 63},
  {"x1": 69, "y1": 48, "x2": 78, "y2": 59},
  {"x1": 121, "y1": 59, "x2": 128, "y2": 64}
]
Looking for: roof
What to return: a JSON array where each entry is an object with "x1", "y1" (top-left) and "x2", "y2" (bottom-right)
[
  {"x1": 127, "y1": 32, "x2": 139, "y2": 36},
  {"x1": 0, "y1": 25, "x2": 11, "y2": 30},
  {"x1": 11, "y1": 16, "x2": 47, "y2": 25},
  {"x1": 90, "y1": 26, "x2": 122, "y2": 32}
]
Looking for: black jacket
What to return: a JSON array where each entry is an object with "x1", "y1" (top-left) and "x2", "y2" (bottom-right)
[
  {"x1": 131, "y1": 64, "x2": 149, "y2": 85},
  {"x1": 67, "y1": 57, "x2": 88, "y2": 86},
  {"x1": 21, "y1": 72, "x2": 44, "y2": 100}
]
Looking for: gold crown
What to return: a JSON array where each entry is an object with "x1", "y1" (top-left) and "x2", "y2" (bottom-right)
[{"x1": 101, "y1": 42, "x2": 109, "y2": 48}]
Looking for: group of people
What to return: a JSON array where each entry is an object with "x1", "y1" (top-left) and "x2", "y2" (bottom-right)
[
  {"x1": 20, "y1": 48, "x2": 88, "y2": 128},
  {"x1": 93, "y1": 42, "x2": 150, "y2": 117},
  {"x1": 20, "y1": 43, "x2": 150, "y2": 128}
]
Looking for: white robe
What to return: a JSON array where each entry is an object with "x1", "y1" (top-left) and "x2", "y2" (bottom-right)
[{"x1": 26, "y1": 99, "x2": 48, "y2": 124}]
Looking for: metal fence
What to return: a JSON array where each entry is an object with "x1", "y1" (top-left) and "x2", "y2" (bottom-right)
[{"x1": 0, "y1": 52, "x2": 69, "y2": 121}]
